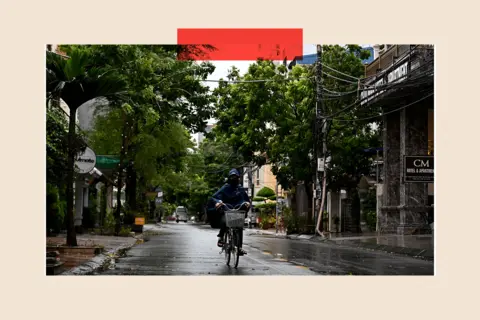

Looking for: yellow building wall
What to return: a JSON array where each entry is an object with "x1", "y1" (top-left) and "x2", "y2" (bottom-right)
[{"x1": 254, "y1": 164, "x2": 285, "y2": 197}]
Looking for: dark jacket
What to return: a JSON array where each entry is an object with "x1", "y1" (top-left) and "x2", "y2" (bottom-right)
[{"x1": 211, "y1": 183, "x2": 250, "y2": 208}]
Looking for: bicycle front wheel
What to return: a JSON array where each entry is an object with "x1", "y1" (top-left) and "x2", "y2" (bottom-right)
[
  {"x1": 224, "y1": 231, "x2": 231, "y2": 266},
  {"x1": 233, "y1": 229, "x2": 241, "y2": 268}
]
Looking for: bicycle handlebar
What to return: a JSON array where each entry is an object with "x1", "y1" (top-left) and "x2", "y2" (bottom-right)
[{"x1": 218, "y1": 201, "x2": 250, "y2": 211}]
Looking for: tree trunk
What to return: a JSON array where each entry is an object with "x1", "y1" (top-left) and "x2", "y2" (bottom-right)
[
  {"x1": 115, "y1": 166, "x2": 124, "y2": 235},
  {"x1": 126, "y1": 165, "x2": 137, "y2": 211},
  {"x1": 115, "y1": 117, "x2": 128, "y2": 235},
  {"x1": 65, "y1": 108, "x2": 78, "y2": 246},
  {"x1": 100, "y1": 184, "x2": 107, "y2": 228},
  {"x1": 125, "y1": 121, "x2": 138, "y2": 212}
]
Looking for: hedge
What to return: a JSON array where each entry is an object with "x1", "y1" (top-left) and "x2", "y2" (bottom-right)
[{"x1": 256, "y1": 187, "x2": 275, "y2": 198}]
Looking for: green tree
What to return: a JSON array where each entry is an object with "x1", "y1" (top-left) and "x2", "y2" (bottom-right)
[
  {"x1": 158, "y1": 136, "x2": 246, "y2": 221},
  {"x1": 46, "y1": 104, "x2": 68, "y2": 188},
  {"x1": 213, "y1": 46, "x2": 379, "y2": 232},
  {"x1": 213, "y1": 60, "x2": 317, "y2": 214},
  {"x1": 46, "y1": 48, "x2": 126, "y2": 246},
  {"x1": 76, "y1": 45, "x2": 216, "y2": 233},
  {"x1": 319, "y1": 46, "x2": 380, "y2": 231},
  {"x1": 321, "y1": 45, "x2": 380, "y2": 192},
  {"x1": 256, "y1": 187, "x2": 275, "y2": 198}
]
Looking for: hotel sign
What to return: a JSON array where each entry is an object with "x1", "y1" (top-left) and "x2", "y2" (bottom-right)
[{"x1": 404, "y1": 156, "x2": 434, "y2": 183}]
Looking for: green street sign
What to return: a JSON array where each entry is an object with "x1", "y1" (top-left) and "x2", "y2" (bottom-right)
[{"x1": 95, "y1": 155, "x2": 128, "y2": 169}]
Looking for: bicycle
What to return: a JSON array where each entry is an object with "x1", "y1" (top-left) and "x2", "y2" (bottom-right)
[{"x1": 218, "y1": 202, "x2": 249, "y2": 268}]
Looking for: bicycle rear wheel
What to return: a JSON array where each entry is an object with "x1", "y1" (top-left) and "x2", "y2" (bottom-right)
[{"x1": 224, "y1": 230, "x2": 231, "y2": 266}]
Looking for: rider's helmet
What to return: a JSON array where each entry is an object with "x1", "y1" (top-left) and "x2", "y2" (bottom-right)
[
  {"x1": 228, "y1": 168, "x2": 240, "y2": 177},
  {"x1": 227, "y1": 168, "x2": 240, "y2": 187}
]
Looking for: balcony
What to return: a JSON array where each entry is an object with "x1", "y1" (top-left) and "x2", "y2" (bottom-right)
[{"x1": 360, "y1": 45, "x2": 434, "y2": 108}]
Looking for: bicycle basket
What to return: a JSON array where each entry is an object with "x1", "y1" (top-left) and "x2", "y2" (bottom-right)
[{"x1": 225, "y1": 211, "x2": 245, "y2": 228}]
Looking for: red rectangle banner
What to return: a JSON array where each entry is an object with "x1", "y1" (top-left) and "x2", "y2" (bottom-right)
[{"x1": 177, "y1": 28, "x2": 303, "y2": 61}]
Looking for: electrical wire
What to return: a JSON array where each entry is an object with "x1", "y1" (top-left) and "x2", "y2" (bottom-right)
[
  {"x1": 361, "y1": 58, "x2": 433, "y2": 89},
  {"x1": 321, "y1": 77, "x2": 432, "y2": 121},
  {"x1": 323, "y1": 71, "x2": 360, "y2": 85},
  {"x1": 320, "y1": 62, "x2": 361, "y2": 80},
  {"x1": 320, "y1": 70, "x2": 433, "y2": 119},
  {"x1": 322, "y1": 87, "x2": 358, "y2": 96},
  {"x1": 201, "y1": 76, "x2": 315, "y2": 84},
  {"x1": 327, "y1": 92, "x2": 433, "y2": 122},
  {"x1": 360, "y1": 45, "x2": 425, "y2": 81}
]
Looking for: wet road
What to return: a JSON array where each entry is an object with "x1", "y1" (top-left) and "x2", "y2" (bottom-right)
[{"x1": 97, "y1": 223, "x2": 433, "y2": 275}]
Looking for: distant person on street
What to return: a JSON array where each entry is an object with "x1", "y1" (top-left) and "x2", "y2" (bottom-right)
[{"x1": 209, "y1": 169, "x2": 251, "y2": 255}]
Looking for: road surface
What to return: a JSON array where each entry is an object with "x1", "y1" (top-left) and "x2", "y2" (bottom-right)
[{"x1": 96, "y1": 223, "x2": 433, "y2": 275}]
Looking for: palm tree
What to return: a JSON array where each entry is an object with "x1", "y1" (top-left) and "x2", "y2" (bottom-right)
[{"x1": 46, "y1": 47, "x2": 126, "y2": 246}]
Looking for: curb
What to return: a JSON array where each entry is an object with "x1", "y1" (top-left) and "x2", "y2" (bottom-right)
[
  {"x1": 286, "y1": 234, "x2": 316, "y2": 240},
  {"x1": 247, "y1": 231, "x2": 288, "y2": 239},
  {"x1": 60, "y1": 239, "x2": 139, "y2": 276}
]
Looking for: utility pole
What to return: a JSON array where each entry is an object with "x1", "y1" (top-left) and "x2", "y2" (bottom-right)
[
  {"x1": 275, "y1": 181, "x2": 279, "y2": 234},
  {"x1": 248, "y1": 164, "x2": 255, "y2": 200},
  {"x1": 314, "y1": 44, "x2": 327, "y2": 237},
  {"x1": 247, "y1": 164, "x2": 256, "y2": 228}
]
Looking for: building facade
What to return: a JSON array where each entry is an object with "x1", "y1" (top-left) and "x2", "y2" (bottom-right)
[
  {"x1": 251, "y1": 164, "x2": 286, "y2": 198},
  {"x1": 361, "y1": 44, "x2": 434, "y2": 234}
]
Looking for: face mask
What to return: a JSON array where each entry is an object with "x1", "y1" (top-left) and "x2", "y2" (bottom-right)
[{"x1": 229, "y1": 177, "x2": 239, "y2": 186}]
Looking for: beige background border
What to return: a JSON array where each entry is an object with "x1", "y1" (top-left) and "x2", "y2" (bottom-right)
[{"x1": 0, "y1": 0, "x2": 475, "y2": 318}]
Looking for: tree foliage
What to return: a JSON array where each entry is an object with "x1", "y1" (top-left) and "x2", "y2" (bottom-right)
[
  {"x1": 159, "y1": 136, "x2": 246, "y2": 219},
  {"x1": 64, "y1": 45, "x2": 217, "y2": 219},
  {"x1": 213, "y1": 45, "x2": 380, "y2": 198},
  {"x1": 46, "y1": 47, "x2": 126, "y2": 245},
  {"x1": 321, "y1": 45, "x2": 381, "y2": 191},
  {"x1": 256, "y1": 187, "x2": 275, "y2": 198}
]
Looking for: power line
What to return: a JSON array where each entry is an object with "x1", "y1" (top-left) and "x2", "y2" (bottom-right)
[
  {"x1": 201, "y1": 76, "x2": 315, "y2": 84},
  {"x1": 322, "y1": 87, "x2": 358, "y2": 96},
  {"x1": 322, "y1": 87, "x2": 433, "y2": 122},
  {"x1": 320, "y1": 69, "x2": 433, "y2": 119},
  {"x1": 323, "y1": 71, "x2": 360, "y2": 85},
  {"x1": 360, "y1": 45, "x2": 424, "y2": 81},
  {"x1": 328, "y1": 92, "x2": 433, "y2": 122},
  {"x1": 323, "y1": 49, "x2": 433, "y2": 90},
  {"x1": 320, "y1": 62, "x2": 361, "y2": 80},
  {"x1": 360, "y1": 61, "x2": 434, "y2": 90}
]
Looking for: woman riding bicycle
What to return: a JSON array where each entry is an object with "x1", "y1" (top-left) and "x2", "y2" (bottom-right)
[{"x1": 210, "y1": 169, "x2": 251, "y2": 255}]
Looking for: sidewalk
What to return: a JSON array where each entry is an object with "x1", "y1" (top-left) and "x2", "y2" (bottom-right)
[
  {"x1": 323, "y1": 233, "x2": 434, "y2": 260},
  {"x1": 46, "y1": 224, "x2": 164, "y2": 275},
  {"x1": 246, "y1": 228, "x2": 289, "y2": 238},
  {"x1": 246, "y1": 228, "x2": 318, "y2": 240},
  {"x1": 246, "y1": 228, "x2": 434, "y2": 260}
]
